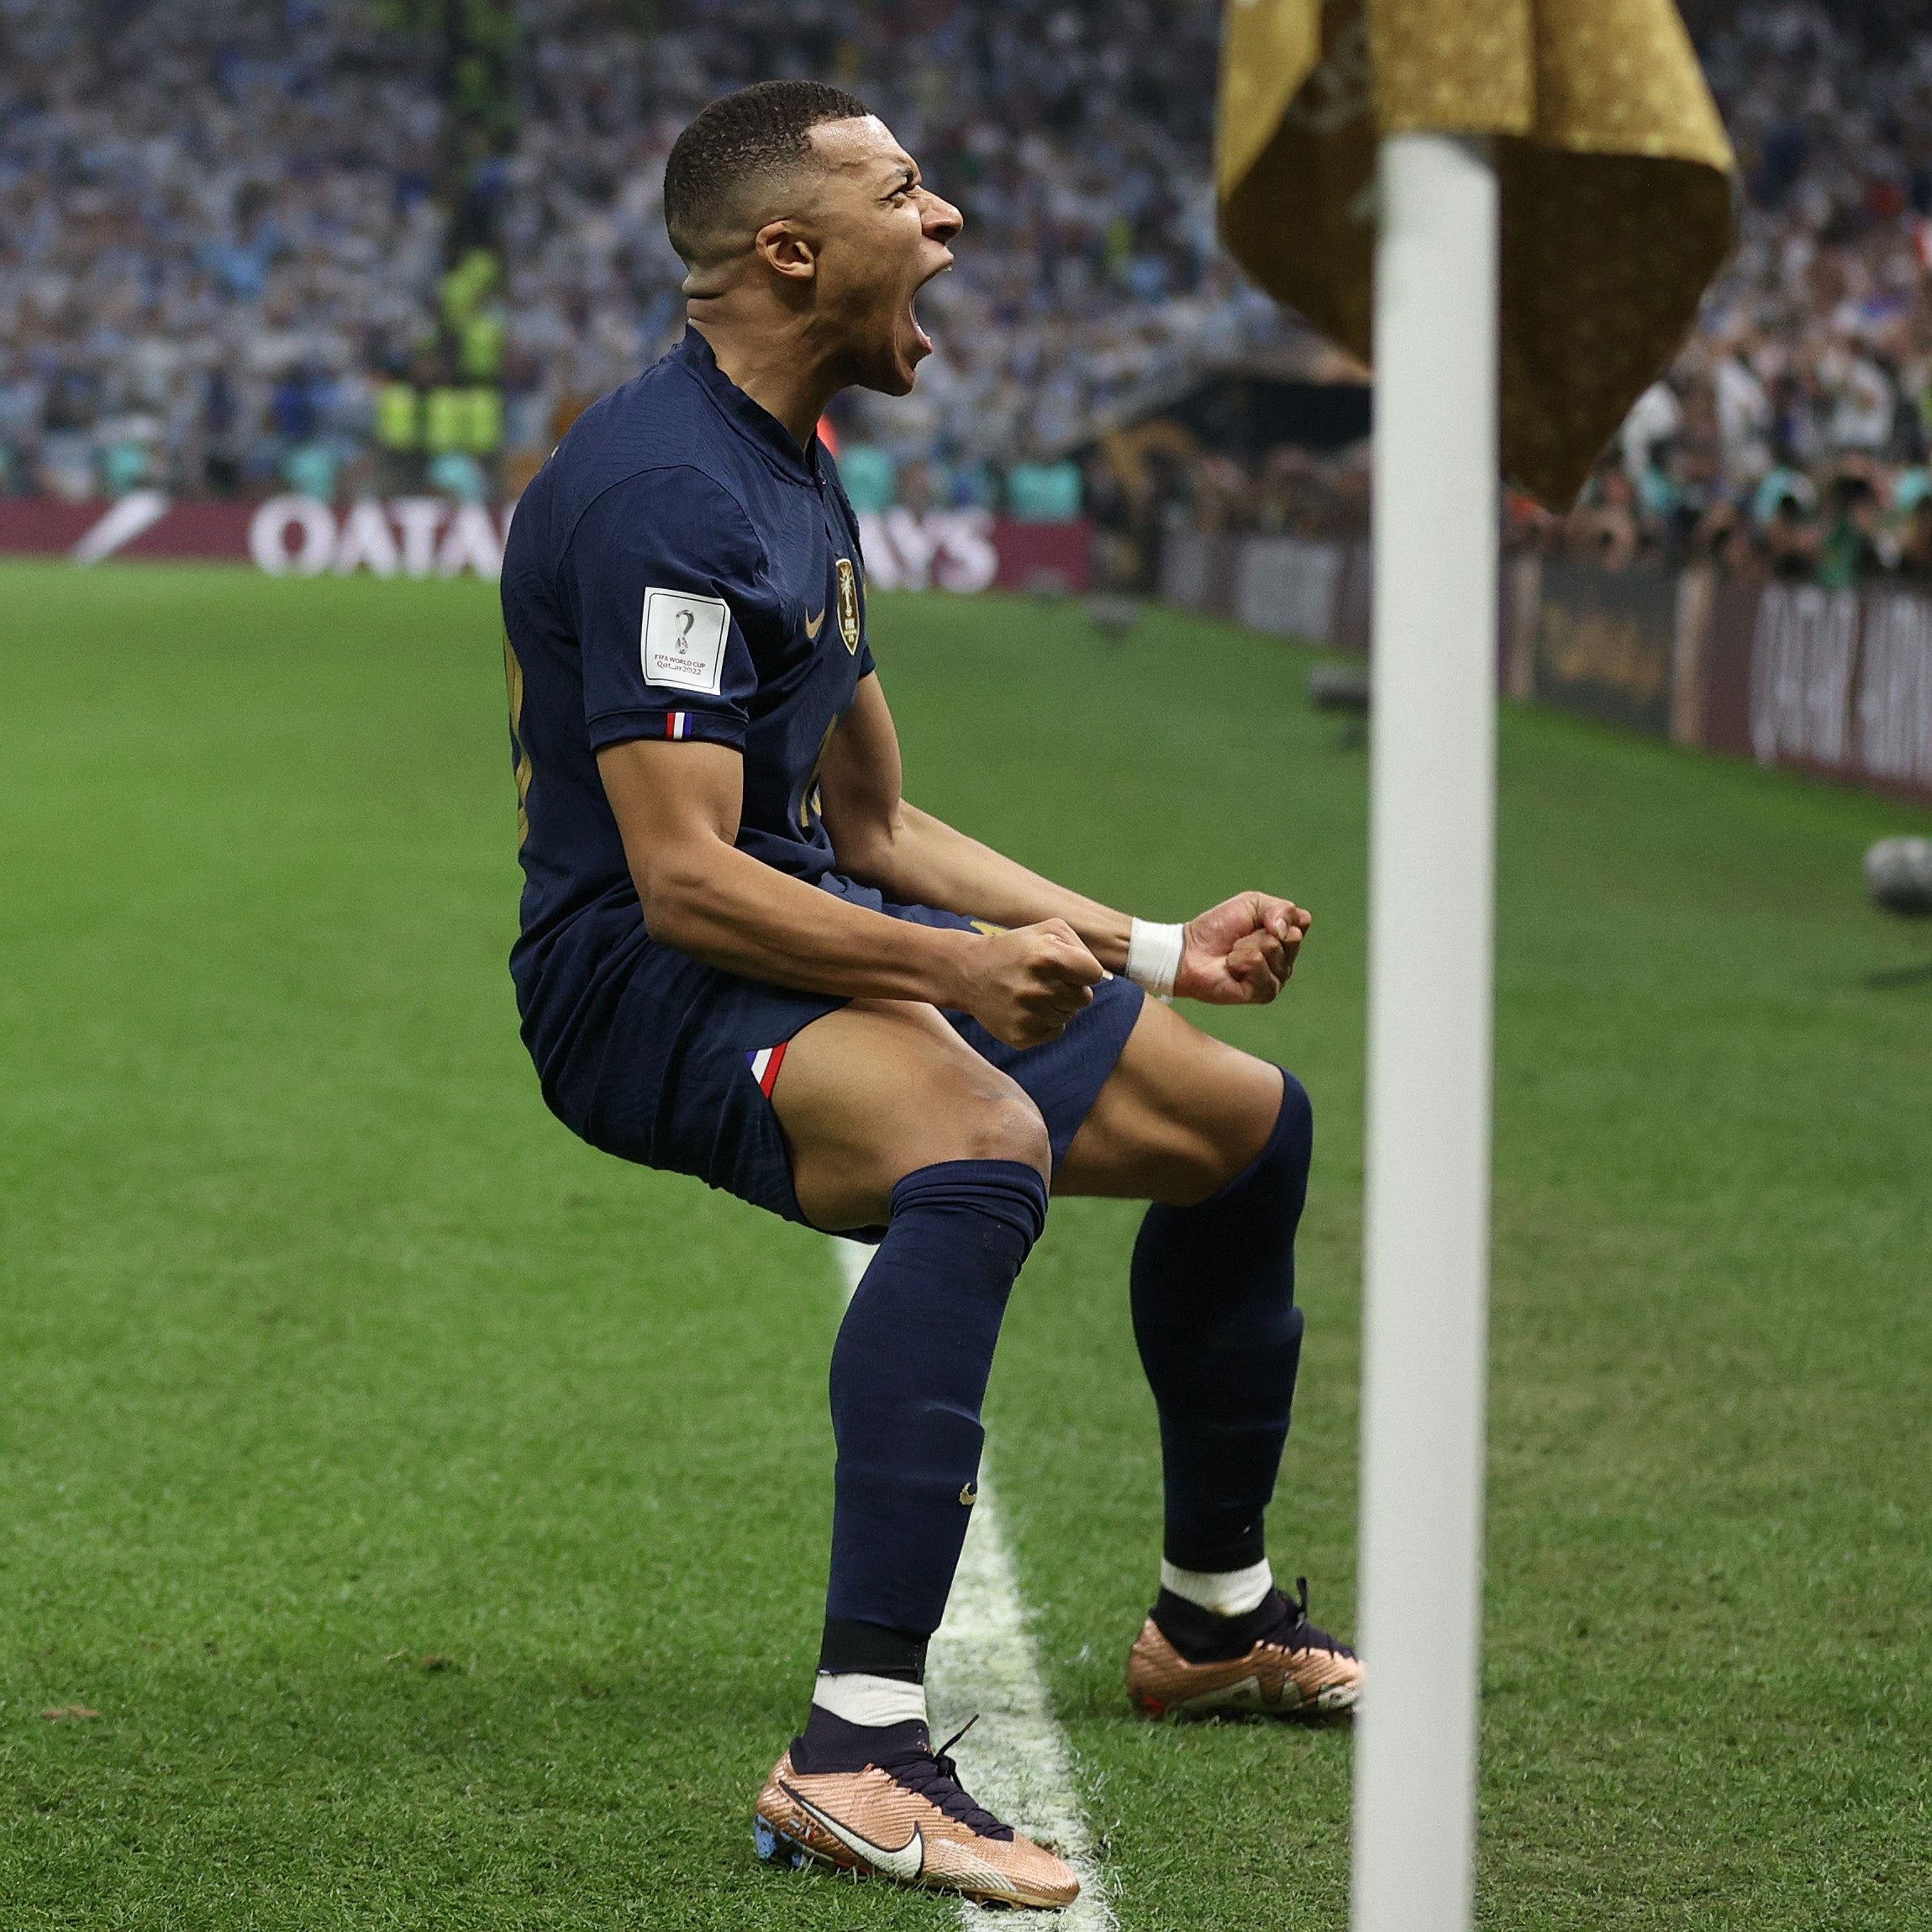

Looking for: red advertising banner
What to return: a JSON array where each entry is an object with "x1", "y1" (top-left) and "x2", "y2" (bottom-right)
[
  {"x1": 0, "y1": 495, "x2": 512, "y2": 576},
  {"x1": 0, "y1": 497, "x2": 1090, "y2": 594},
  {"x1": 1704, "y1": 580, "x2": 1932, "y2": 807}
]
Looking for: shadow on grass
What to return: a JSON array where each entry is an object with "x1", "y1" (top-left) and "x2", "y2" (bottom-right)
[{"x1": 1864, "y1": 956, "x2": 1932, "y2": 989}]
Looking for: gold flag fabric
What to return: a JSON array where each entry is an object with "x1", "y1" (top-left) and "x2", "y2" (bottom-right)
[{"x1": 1218, "y1": 0, "x2": 1735, "y2": 508}]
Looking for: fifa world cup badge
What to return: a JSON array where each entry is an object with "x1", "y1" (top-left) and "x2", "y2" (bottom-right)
[{"x1": 835, "y1": 557, "x2": 861, "y2": 655}]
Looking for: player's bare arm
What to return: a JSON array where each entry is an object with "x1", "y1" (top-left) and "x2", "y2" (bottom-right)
[
  {"x1": 819, "y1": 670, "x2": 1312, "y2": 1003},
  {"x1": 597, "y1": 736, "x2": 1102, "y2": 1048}
]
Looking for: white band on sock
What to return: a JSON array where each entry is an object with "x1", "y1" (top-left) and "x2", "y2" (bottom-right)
[
  {"x1": 1126, "y1": 919, "x2": 1186, "y2": 998},
  {"x1": 1161, "y1": 1556, "x2": 1276, "y2": 1618},
  {"x1": 811, "y1": 1671, "x2": 929, "y2": 1728}
]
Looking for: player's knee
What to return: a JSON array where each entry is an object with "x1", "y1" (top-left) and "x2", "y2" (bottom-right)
[
  {"x1": 1185, "y1": 1061, "x2": 1308, "y2": 1202},
  {"x1": 953, "y1": 1088, "x2": 1052, "y2": 1182},
  {"x1": 1224, "y1": 1064, "x2": 1310, "y2": 1191}
]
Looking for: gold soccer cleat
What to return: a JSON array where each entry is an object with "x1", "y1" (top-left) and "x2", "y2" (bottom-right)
[
  {"x1": 1126, "y1": 1576, "x2": 1364, "y2": 1720},
  {"x1": 753, "y1": 1716, "x2": 1079, "y2": 1910}
]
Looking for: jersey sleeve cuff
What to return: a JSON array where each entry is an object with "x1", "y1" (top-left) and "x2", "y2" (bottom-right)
[{"x1": 588, "y1": 707, "x2": 747, "y2": 753}]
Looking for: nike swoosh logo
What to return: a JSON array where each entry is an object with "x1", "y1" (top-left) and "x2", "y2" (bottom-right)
[
  {"x1": 804, "y1": 607, "x2": 826, "y2": 639},
  {"x1": 780, "y1": 1781, "x2": 924, "y2": 1882}
]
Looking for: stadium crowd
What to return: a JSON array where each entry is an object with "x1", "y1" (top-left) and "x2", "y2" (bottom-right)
[
  {"x1": 1524, "y1": 0, "x2": 1932, "y2": 587},
  {"x1": 0, "y1": 0, "x2": 1277, "y2": 514},
  {"x1": 1140, "y1": 3, "x2": 1932, "y2": 589},
  {"x1": 3, "y1": 0, "x2": 1932, "y2": 587}
]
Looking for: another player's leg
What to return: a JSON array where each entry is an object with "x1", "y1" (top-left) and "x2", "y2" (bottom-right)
[
  {"x1": 750, "y1": 1000, "x2": 1078, "y2": 1908},
  {"x1": 1058, "y1": 998, "x2": 1364, "y2": 1719}
]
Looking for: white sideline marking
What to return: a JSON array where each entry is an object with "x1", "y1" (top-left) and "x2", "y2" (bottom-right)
[{"x1": 830, "y1": 1238, "x2": 1117, "y2": 1928}]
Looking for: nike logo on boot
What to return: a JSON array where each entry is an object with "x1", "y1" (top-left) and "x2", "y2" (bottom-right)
[{"x1": 779, "y1": 1782, "x2": 924, "y2": 1881}]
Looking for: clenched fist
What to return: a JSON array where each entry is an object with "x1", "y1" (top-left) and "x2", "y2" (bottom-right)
[
  {"x1": 1174, "y1": 892, "x2": 1311, "y2": 1006},
  {"x1": 959, "y1": 919, "x2": 1106, "y2": 1048}
]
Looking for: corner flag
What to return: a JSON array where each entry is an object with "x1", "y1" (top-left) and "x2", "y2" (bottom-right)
[
  {"x1": 1217, "y1": 0, "x2": 1735, "y2": 508},
  {"x1": 1211, "y1": 8, "x2": 1735, "y2": 1931}
]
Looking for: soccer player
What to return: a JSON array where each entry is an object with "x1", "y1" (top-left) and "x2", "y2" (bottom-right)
[{"x1": 500, "y1": 79, "x2": 1363, "y2": 1911}]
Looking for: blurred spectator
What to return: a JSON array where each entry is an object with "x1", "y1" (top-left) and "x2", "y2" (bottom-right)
[
  {"x1": 282, "y1": 440, "x2": 340, "y2": 502},
  {"x1": 429, "y1": 449, "x2": 491, "y2": 505},
  {"x1": 1714, "y1": 336, "x2": 1775, "y2": 478},
  {"x1": 1765, "y1": 490, "x2": 1822, "y2": 580},
  {"x1": 836, "y1": 441, "x2": 898, "y2": 515},
  {"x1": 1566, "y1": 462, "x2": 1642, "y2": 572},
  {"x1": 1751, "y1": 459, "x2": 1818, "y2": 528},
  {"x1": 97, "y1": 421, "x2": 155, "y2": 498},
  {"x1": 1817, "y1": 472, "x2": 1886, "y2": 586},
  {"x1": 895, "y1": 459, "x2": 936, "y2": 516},
  {"x1": 199, "y1": 368, "x2": 244, "y2": 498},
  {"x1": 1621, "y1": 382, "x2": 1685, "y2": 485},
  {"x1": 1006, "y1": 455, "x2": 1082, "y2": 523},
  {"x1": 1896, "y1": 489, "x2": 1932, "y2": 581},
  {"x1": 941, "y1": 455, "x2": 1000, "y2": 510},
  {"x1": 375, "y1": 365, "x2": 428, "y2": 496}
]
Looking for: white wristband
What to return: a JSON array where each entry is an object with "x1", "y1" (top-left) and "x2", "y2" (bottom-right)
[{"x1": 1126, "y1": 919, "x2": 1186, "y2": 998}]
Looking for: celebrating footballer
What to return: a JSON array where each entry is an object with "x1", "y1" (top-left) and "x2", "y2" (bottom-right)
[{"x1": 500, "y1": 78, "x2": 1362, "y2": 1911}]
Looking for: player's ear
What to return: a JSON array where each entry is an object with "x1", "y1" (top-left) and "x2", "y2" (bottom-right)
[{"x1": 754, "y1": 219, "x2": 818, "y2": 284}]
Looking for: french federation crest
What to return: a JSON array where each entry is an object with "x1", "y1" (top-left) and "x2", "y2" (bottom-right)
[{"x1": 835, "y1": 556, "x2": 861, "y2": 654}]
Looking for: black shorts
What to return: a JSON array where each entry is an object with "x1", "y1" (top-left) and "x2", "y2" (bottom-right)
[{"x1": 545, "y1": 897, "x2": 1146, "y2": 1227}]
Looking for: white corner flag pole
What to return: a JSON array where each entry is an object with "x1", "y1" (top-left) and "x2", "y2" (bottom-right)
[{"x1": 1351, "y1": 132, "x2": 1500, "y2": 1932}]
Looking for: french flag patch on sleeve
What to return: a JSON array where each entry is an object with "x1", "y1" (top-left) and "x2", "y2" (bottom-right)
[
  {"x1": 746, "y1": 1041, "x2": 787, "y2": 1096},
  {"x1": 665, "y1": 711, "x2": 691, "y2": 740}
]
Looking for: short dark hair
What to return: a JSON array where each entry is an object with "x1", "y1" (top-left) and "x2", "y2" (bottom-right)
[{"x1": 663, "y1": 80, "x2": 873, "y2": 266}]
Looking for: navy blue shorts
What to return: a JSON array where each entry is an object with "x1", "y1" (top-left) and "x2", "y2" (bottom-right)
[{"x1": 551, "y1": 896, "x2": 1146, "y2": 1227}]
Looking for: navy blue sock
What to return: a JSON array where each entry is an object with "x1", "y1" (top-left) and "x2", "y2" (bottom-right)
[
  {"x1": 822, "y1": 1159, "x2": 1048, "y2": 1649},
  {"x1": 1130, "y1": 1071, "x2": 1312, "y2": 1574}
]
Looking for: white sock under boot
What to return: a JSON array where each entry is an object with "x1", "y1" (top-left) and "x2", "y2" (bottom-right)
[
  {"x1": 808, "y1": 1671, "x2": 929, "y2": 1729},
  {"x1": 1158, "y1": 1556, "x2": 1276, "y2": 1617}
]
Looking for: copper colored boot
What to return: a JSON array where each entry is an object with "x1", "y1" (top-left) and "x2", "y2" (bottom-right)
[
  {"x1": 753, "y1": 1716, "x2": 1079, "y2": 1909},
  {"x1": 1127, "y1": 1576, "x2": 1363, "y2": 1719}
]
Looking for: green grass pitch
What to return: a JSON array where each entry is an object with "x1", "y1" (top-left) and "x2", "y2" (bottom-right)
[{"x1": 2, "y1": 561, "x2": 1928, "y2": 1929}]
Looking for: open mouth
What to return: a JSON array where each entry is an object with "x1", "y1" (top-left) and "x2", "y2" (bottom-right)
[{"x1": 905, "y1": 256, "x2": 952, "y2": 355}]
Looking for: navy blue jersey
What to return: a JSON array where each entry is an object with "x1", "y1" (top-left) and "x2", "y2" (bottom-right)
[{"x1": 500, "y1": 329, "x2": 876, "y2": 1071}]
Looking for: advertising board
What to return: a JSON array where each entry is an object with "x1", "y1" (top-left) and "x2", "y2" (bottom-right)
[
  {"x1": 1530, "y1": 561, "x2": 1677, "y2": 738},
  {"x1": 0, "y1": 497, "x2": 1090, "y2": 595},
  {"x1": 1705, "y1": 580, "x2": 1932, "y2": 803},
  {"x1": 1161, "y1": 534, "x2": 1932, "y2": 812}
]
